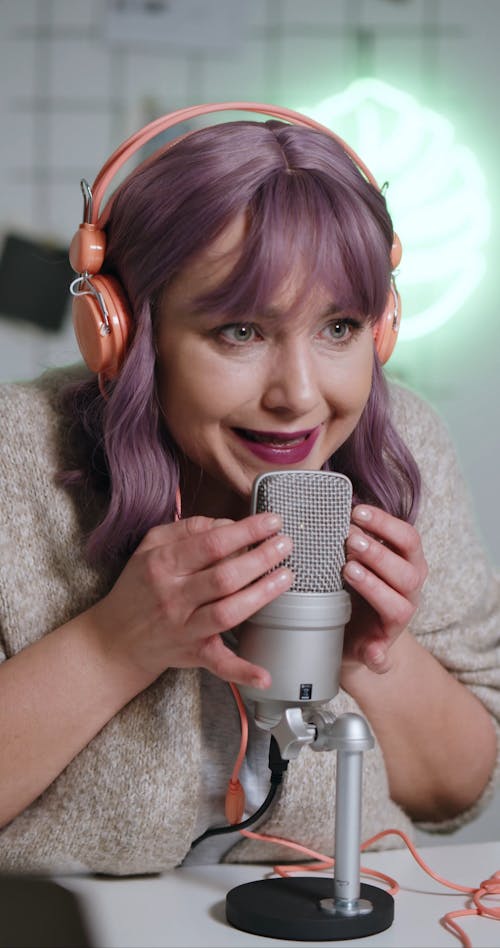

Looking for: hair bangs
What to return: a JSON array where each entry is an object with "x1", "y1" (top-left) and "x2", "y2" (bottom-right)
[{"x1": 193, "y1": 166, "x2": 391, "y2": 323}]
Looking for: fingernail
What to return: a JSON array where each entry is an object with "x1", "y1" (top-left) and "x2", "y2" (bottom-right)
[
  {"x1": 264, "y1": 514, "x2": 282, "y2": 530},
  {"x1": 353, "y1": 506, "x2": 372, "y2": 522},
  {"x1": 274, "y1": 536, "x2": 292, "y2": 554},
  {"x1": 368, "y1": 648, "x2": 386, "y2": 666},
  {"x1": 274, "y1": 568, "x2": 293, "y2": 586},
  {"x1": 348, "y1": 534, "x2": 369, "y2": 553},
  {"x1": 364, "y1": 646, "x2": 388, "y2": 672},
  {"x1": 344, "y1": 561, "x2": 365, "y2": 581},
  {"x1": 252, "y1": 673, "x2": 271, "y2": 690}
]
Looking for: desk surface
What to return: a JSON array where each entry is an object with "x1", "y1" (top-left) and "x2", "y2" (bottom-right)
[{"x1": 51, "y1": 841, "x2": 500, "y2": 948}]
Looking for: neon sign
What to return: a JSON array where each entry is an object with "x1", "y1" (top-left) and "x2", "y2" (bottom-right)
[{"x1": 296, "y1": 79, "x2": 491, "y2": 341}]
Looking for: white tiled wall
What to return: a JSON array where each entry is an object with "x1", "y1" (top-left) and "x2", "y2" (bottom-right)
[
  {"x1": 1, "y1": 0, "x2": 499, "y2": 843},
  {"x1": 3, "y1": 0, "x2": 499, "y2": 553}
]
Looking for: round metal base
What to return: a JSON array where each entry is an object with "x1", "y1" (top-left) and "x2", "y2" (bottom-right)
[{"x1": 226, "y1": 878, "x2": 394, "y2": 941}]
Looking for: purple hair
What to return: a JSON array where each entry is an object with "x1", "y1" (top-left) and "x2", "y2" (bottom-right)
[{"x1": 61, "y1": 119, "x2": 420, "y2": 561}]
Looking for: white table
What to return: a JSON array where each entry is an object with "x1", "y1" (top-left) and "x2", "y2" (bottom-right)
[{"x1": 46, "y1": 840, "x2": 500, "y2": 947}]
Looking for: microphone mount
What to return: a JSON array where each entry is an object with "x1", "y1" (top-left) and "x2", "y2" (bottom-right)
[{"x1": 226, "y1": 707, "x2": 395, "y2": 940}]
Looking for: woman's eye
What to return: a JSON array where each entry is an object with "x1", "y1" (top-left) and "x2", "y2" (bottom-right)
[
  {"x1": 219, "y1": 324, "x2": 256, "y2": 344},
  {"x1": 323, "y1": 319, "x2": 359, "y2": 343},
  {"x1": 327, "y1": 320, "x2": 350, "y2": 340}
]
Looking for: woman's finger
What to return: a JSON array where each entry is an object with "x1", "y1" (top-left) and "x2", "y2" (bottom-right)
[
  {"x1": 135, "y1": 515, "x2": 218, "y2": 552},
  {"x1": 187, "y1": 532, "x2": 293, "y2": 609},
  {"x1": 346, "y1": 525, "x2": 425, "y2": 603},
  {"x1": 196, "y1": 634, "x2": 272, "y2": 690},
  {"x1": 191, "y1": 565, "x2": 294, "y2": 640},
  {"x1": 351, "y1": 505, "x2": 426, "y2": 566},
  {"x1": 139, "y1": 511, "x2": 285, "y2": 574},
  {"x1": 343, "y1": 558, "x2": 417, "y2": 637}
]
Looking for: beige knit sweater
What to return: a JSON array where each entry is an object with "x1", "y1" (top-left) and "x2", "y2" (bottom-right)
[{"x1": 0, "y1": 365, "x2": 499, "y2": 875}]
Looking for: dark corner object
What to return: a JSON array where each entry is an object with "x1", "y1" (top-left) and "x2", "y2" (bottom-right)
[
  {"x1": 0, "y1": 874, "x2": 94, "y2": 948},
  {"x1": 0, "y1": 232, "x2": 73, "y2": 333}
]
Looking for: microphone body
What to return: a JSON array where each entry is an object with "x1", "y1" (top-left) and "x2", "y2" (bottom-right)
[
  {"x1": 236, "y1": 470, "x2": 353, "y2": 729},
  {"x1": 228, "y1": 472, "x2": 396, "y2": 940}
]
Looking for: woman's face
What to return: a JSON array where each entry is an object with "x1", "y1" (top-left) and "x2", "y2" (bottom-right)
[{"x1": 156, "y1": 215, "x2": 374, "y2": 518}]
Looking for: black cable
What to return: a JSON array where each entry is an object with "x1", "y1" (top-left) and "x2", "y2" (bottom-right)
[
  {"x1": 189, "y1": 736, "x2": 288, "y2": 850},
  {"x1": 189, "y1": 781, "x2": 279, "y2": 849}
]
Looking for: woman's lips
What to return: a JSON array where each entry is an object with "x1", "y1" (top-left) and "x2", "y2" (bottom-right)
[{"x1": 232, "y1": 426, "x2": 322, "y2": 464}]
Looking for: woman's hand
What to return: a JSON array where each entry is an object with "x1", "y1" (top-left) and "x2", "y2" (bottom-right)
[
  {"x1": 88, "y1": 514, "x2": 293, "y2": 691},
  {"x1": 341, "y1": 505, "x2": 428, "y2": 675}
]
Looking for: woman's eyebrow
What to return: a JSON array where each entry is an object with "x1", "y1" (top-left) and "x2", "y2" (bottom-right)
[{"x1": 187, "y1": 300, "x2": 361, "y2": 324}]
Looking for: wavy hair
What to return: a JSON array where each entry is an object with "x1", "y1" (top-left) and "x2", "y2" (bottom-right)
[{"x1": 61, "y1": 118, "x2": 420, "y2": 561}]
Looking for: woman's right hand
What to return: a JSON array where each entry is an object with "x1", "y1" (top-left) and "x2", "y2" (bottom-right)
[{"x1": 88, "y1": 514, "x2": 293, "y2": 691}]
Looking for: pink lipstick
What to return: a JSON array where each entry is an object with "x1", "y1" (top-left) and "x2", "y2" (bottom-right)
[{"x1": 233, "y1": 426, "x2": 322, "y2": 464}]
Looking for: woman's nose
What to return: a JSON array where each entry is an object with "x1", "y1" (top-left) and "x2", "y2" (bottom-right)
[{"x1": 261, "y1": 341, "x2": 320, "y2": 416}]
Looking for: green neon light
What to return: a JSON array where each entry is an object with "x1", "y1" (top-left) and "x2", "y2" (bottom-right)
[{"x1": 296, "y1": 79, "x2": 491, "y2": 341}]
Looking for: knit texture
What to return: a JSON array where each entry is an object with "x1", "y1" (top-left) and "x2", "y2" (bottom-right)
[{"x1": 0, "y1": 365, "x2": 499, "y2": 874}]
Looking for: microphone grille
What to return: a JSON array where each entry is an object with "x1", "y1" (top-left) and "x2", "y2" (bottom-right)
[{"x1": 251, "y1": 470, "x2": 353, "y2": 593}]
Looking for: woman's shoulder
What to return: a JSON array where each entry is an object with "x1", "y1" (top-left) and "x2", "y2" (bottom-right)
[
  {"x1": 0, "y1": 362, "x2": 89, "y2": 413},
  {"x1": 0, "y1": 363, "x2": 89, "y2": 431},
  {"x1": 386, "y1": 377, "x2": 454, "y2": 460},
  {"x1": 0, "y1": 363, "x2": 91, "y2": 470}
]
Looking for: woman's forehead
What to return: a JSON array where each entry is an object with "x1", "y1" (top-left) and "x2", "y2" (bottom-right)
[{"x1": 167, "y1": 201, "x2": 381, "y2": 322}]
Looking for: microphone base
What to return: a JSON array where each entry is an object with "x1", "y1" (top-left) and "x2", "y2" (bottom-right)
[{"x1": 226, "y1": 878, "x2": 394, "y2": 941}]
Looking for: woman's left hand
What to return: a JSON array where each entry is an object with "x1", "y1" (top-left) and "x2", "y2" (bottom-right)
[{"x1": 341, "y1": 504, "x2": 428, "y2": 674}]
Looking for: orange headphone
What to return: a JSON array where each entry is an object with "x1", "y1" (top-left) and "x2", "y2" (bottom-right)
[{"x1": 69, "y1": 101, "x2": 402, "y2": 384}]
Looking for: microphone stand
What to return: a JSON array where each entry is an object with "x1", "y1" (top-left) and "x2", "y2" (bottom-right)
[{"x1": 225, "y1": 707, "x2": 395, "y2": 940}]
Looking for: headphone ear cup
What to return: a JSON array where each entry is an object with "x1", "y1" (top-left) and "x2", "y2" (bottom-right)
[
  {"x1": 72, "y1": 274, "x2": 132, "y2": 379},
  {"x1": 373, "y1": 282, "x2": 402, "y2": 364}
]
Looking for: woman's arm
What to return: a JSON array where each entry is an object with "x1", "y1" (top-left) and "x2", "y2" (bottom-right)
[
  {"x1": 340, "y1": 501, "x2": 498, "y2": 822},
  {"x1": 0, "y1": 512, "x2": 293, "y2": 828},
  {"x1": 339, "y1": 383, "x2": 500, "y2": 824},
  {"x1": 341, "y1": 626, "x2": 497, "y2": 820},
  {"x1": 0, "y1": 610, "x2": 153, "y2": 828}
]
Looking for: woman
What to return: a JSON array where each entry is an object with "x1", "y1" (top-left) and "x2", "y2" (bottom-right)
[{"x1": 0, "y1": 106, "x2": 498, "y2": 875}]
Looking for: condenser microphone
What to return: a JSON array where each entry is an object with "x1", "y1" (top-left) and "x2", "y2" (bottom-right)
[
  {"x1": 236, "y1": 469, "x2": 353, "y2": 730},
  {"x1": 228, "y1": 470, "x2": 396, "y2": 943}
]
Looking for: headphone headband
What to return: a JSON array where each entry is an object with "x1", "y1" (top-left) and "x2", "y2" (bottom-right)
[
  {"x1": 70, "y1": 99, "x2": 402, "y2": 381},
  {"x1": 89, "y1": 100, "x2": 381, "y2": 226}
]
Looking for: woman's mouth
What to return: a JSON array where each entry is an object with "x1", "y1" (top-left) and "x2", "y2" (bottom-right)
[{"x1": 232, "y1": 426, "x2": 322, "y2": 464}]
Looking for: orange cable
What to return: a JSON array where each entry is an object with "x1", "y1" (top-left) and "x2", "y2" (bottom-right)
[{"x1": 224, "y1": 682, "x2": 248, "y2": 824}]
